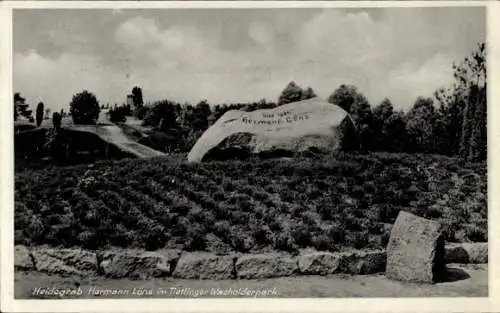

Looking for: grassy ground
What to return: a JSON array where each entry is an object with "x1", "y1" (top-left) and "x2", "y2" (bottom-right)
[
  {"x1": 14, "y1": 263, "x2": 488, "y2": 298},
  {"x1": 14, "y1": 152, "x2": 487, "y2": 254}
]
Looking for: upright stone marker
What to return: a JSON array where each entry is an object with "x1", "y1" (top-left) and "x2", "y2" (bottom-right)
[{"x1": 386, "y1": 210, "x2": 445, "y2": 283}]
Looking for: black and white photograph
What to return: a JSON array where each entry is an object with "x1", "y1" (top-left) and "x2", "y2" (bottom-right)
[{"x1": 1, "y1": 0, "x2": 494, "y2": 311}]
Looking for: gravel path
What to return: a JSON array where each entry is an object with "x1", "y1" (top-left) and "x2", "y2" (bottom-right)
[{"x1": 37, "y1": 111, "x2": 164, "y2": 158}]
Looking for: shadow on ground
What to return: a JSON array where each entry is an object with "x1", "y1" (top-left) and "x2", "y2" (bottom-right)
[{"x1": 439, "y1": 266, "x2": 471, "y2": 283}]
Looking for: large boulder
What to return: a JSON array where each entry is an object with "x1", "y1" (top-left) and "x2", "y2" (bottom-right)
[
  {"x1": 386, "y1": 211, "x2": 446, "y2": 283},
  {"x1": 187, "y1": 97, "x2": 359, "y2": 162}
]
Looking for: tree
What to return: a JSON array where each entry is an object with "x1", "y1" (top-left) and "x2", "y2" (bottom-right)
[
  {"x1": 132, "y1": 87, "x2": 144, "y2": 108},
  {"x1": 301, "y1": 87, "x2": 317, "y2": 100},
  {"x1": 193, "y1": 100, "x2": 212, "y2": 131},
  {"x1": 108, "y1": 105, "x2": 128, "y2": 123},
  {"x1": 144, "y1": 99, "x2": 178, "y2": 132},
  {"x1": 469, "y1": 83, "x2": 487, "y2": 161},
  {"x1": 433, "y1": 42, "x2": 486, "y2": 161},
  {"x1": 373, "y1": 98, "x2": 394, "y2": 121},
  {"x1": 210, "y1": 104, "x2": 226, "y2": 124},
  {"x1": 434, "y1": 88, "x2": 465, "y2": 156},
  {"x1": 327, "y1": 85, "x2": 358, "y2": 112},
  {"x1": 278, "y1": 82, "x2": 318, "y2": 106},
  {"x1": 36, "y1": 102, "x2": 44, "y2": 127},
  {"x1": 44, "y1": 108, "x2": 51, "y2": 120},
  {"x1": 14, "y1": 92, "x2": 33, "y2": 122},
  {"x1": 405, "y1": 97, "x2": 437, "y2": 153},
  {"x1": 383, "y1": 111, "x2": 407, "y2": 152},
  {"x1": 328, "y1": 85, "x2": 372, "y2": 123},
  {"x1": 69, "y1": 90, "x2": 100, "y2": 125},
  {"x1": 13, "y1": 93, "x2": 21, "y2": 121},
  {"x1": 278, "y1": 81, "x2": 303, "y2": 106},
  {"x1": 372, "y1": 98, "x2": 394, "y2": 150},
  {"x1": 456, "y1": 43, "x2": 486, "y2": 161},
  {"x1": 255, "y1": 98, "x2": 277, "y2": 110},
  {"x1": 432, "y1": 103, "x2": 451, "y2": 155},
  {"x1": 328, "y1": 85, "x2": 373, "y2": 150},
  {"x1": 52, "y1": 112, "x2": 62, "y2": 132}
]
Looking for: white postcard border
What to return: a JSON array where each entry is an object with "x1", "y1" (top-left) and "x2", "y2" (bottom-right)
[{"x1": 1, "y1": 1, "x2": 498, "y2": 312}]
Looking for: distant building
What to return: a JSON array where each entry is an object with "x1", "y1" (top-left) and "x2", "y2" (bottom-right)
[{"x1": 126, "y1": 94, "x2": 133, "y2": 107}]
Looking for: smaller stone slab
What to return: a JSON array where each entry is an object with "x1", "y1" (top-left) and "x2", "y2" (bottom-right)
[
  {"x1": 172, "y1": 252, "x2": 234, "y2": 280},
  {"x1": 338, "y1": 250, "x2": 387, "y2": 275},
  {"x1": 32, "y1": 247, "x2": 98, "y2": 277},
  {"x1": 298, "y1": 252, "x2": 342, "y2": 275},
  {"x1": 99, "y1": 249, "x2": 181, "y2": 279},
  {"x1": 14, "y1": 245, "x2": 34, "y2": 271},
  {"x1": 445, "y1": 243, "x2": 488, "y2": 264},
  {"x1": 236, "y1": 253, "x2": 298, "y2": 279},
  {"x1": 386, "y1": 211, "x2": 445, "y2": 283}
]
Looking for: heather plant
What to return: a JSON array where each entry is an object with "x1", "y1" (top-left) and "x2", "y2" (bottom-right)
[
  {"x1": 291, "y1": 223, "x2": 314, "y2": 248},
  {"x1": 185, "y1": 222, "x2": 207, "y2": 251},
  {"x1": 230, "y1": 211, "x2": 252, "y2": 225},
  {"x1": 346, "y1": 230, "x2": 370, "y2": 249},
  {"x1": 273, "y1": 230, "x2": 298, "y2": 253},
  {"x1": 252, "y1": 224, "x2": 274, "y2": 246},
  {"x1": 15, "y1": 151, "x2": 487, "y2": 251},
  {"x1": 465, "y1": 224, "x2": 487, "y2": 242},
  {"x1": 222, "y1": 180, "x2": 237, "y2": 192},
  {"x1": 317, "y1": 233, "x2": 339, "y2": 251},
  {"x1": 324, "y1": 223, "x2": 346, "y2": 244},
  {"x1": 230, "y1": 227, "x2": 255, "y2": 252},
  {"x1": 213, "y1": 220, "x2": 232, "y2": 243},
  {"x1": 212, "y1": 190, "x2": 227, "y2": 201}
]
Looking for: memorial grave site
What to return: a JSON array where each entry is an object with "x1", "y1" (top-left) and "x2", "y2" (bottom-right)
[
  {"x1": 12, "y1": 41, "x2": 487, "y2": 297},
  {"x1": 14, "y1": 96, "x2": 487, "y2": 297}
]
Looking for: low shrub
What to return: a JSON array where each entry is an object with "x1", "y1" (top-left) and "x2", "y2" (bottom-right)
[
  {"x1": 252, "y1": 224, "x2": 274, "y2": 246},
  {"x1": 213, "y1": 220, "x2": 232, "y2": 243},
  {"x1": 345, "y1": 230, "x2": 370, "y2": 249},
  {"x1": 230, "y1": 227, "x2": 255, "y2": 252},
  {"x1": 184, "y1": 223, "x2": 207, "y2": 251},
  {"x1": 14, "y1": 152, "x2": 487, "y2": 252},
  {"x1": 291, "y1": 224, "x2": 314, "y2": 248},
  {"x1": 273, "y1": 231, "x2": 298, "y2": 253},
  {"x1": 465, "y1": 224, "x2": 487, "y2": 242},
  {"x1": 311, "y1": 231, "x2": 336, "y2": 251}
]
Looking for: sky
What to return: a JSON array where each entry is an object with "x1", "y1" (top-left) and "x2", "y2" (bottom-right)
[{"x1": 13, "y1": 7, "x2": 485, "y2": 113}]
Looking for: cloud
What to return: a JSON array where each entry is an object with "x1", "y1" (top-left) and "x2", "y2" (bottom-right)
[
  {"x1": 379, "y1": 53, "x2": 455, "y2": 108},
  {"x1": 112, "y1": 9, "x2": 123, "y2": 16},
  {"x1": 13, "y1": 8, "x2": 485, "y2": 113},
  {"x1": 248, "y1": 21, "x2": 275, "y2": 46},
  {"x1": 14, "y1": 50, "x2": 131, "y2": 111}
]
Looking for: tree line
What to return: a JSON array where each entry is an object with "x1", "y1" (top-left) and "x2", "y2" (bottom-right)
[{"x1": 14, "y1": 42, "x2": 486, "y2": 162}]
